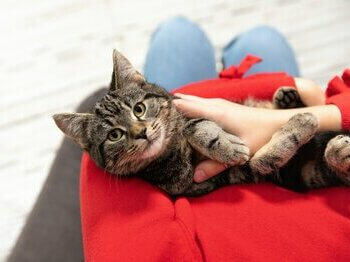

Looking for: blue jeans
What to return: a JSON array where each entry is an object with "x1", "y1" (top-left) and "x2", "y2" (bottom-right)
[{"x1": 144, "y1": 16, "x2": 300, "y2": 92}]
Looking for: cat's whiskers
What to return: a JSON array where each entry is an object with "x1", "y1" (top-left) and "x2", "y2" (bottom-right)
[{"x1": 103, "y1": 159, "x2": 120, "y2": 191}]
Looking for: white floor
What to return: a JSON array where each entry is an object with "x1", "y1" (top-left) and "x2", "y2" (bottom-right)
[{"x1": 1, "y1": 0, "x2": 349, "y2": 260}]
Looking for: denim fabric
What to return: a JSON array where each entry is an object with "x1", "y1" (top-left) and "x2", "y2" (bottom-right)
[{"x1": 144, "y1": 18, "x2": 300, "y2": 92}]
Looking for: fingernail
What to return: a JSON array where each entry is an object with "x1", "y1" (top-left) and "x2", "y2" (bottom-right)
[{"x1": 194, "y1": 169, "x2": 206, "y2": 183}]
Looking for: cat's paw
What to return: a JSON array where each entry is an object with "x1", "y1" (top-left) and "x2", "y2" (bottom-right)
[
  {"x1": 215, "y1": 132, "x2": 250, "y2": 166},
  {"x1": 325, "y1": 135, "x2": 350, "y2": 175},
  {"x1": 250, "y1": 113, "x2": 318, "y2": 175},
  {"x1": 273, "y1": 86, "x2": 303, "y2": 109},
  {"x1": 184, "y1": 119, "x2": 249, "y2": 166},
  {"x1": 249, "y1": 155, "x2": 280, "y2": 175}
]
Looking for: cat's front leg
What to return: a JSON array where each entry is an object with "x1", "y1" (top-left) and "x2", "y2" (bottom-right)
[
  {"x1": 183, "y1": 119, "x2": 250, "y2": 166},
  {"x1": 182, "y1": 169, "x2": 232, "y2": 197},
  {"x1": 325, "y1": 134, "x2": 350, "y2": 185},
  {"x1": 156, "y1": 164, "x2": 194, "y2": 196},
  {"x1": 182, "y1": 166, "x2": 259, "y2": 197},
  {"x1": 155, "y1": 142, "x2": 197, "y2": 196},
  {"x1": 250, "y1": 113, "x2": 319, "y2": 175}
]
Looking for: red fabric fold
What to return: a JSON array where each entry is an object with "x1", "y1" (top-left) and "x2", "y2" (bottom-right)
[
  {"x1": 81, "y1": 57, "x2": 350, "y2": 262},
  {"x1": 326, "y1": 76, "x2": 349, "y2": 97},
  {"x1": 342, "y1": 69, "x2": 350, "y2": 87},
  {"x1": 326, "y1": 68, "x2": 350, "y2": 130}
]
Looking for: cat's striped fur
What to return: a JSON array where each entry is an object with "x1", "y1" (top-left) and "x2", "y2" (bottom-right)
[{"x1": 53, "y1": 50, "x2": 350, "y2": 196}]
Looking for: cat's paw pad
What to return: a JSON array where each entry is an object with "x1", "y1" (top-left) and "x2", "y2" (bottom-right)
[
  {"x1": 325, "y1": 135, "x2": 350, "y2": 174},
  {"x1": 273, "y1": 86, "x2": 303, "y2": 109}
]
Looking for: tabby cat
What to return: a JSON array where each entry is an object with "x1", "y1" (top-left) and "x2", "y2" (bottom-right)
[{"x1": 53, "y1": 50, "x2": 350, "y2": 196}]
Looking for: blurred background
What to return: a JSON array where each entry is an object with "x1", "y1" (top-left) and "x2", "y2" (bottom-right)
[{"x1": 1, "y1": 0, "x2": 349, "y2": 259}]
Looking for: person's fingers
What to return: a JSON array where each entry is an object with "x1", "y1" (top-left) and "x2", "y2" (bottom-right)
[
  {"x1": 194, "y1": 160, "x2": 228, "y2": 183},
  {"x1": 173, "y1": 98, "x2": 218, "y2": 119},
  {"x1": 174, "y1": 93, "x2": 241, "y2": 111},
  {"x1": 174, "y1": 93, "x2": 230, "y2": 105},
  {"x1": 173, "y1": 93, "x2": 210, "y2": 103}
]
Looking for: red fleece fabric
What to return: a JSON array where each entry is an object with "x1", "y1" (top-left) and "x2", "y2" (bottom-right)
[
  {"x1": 326, "y1": 69, "x2": 350, "y2": 130},
  {"x1": 80, "y1": 56, "x2": 350, "y2": 262}
]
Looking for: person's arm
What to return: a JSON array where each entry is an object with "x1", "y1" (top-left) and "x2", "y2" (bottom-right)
[
  {"x1": 173, "y1": 79, "x2": 342, "y2": 182},
  {"x1": 294, "y1": 78, "x2": 326, "y2": 106}
]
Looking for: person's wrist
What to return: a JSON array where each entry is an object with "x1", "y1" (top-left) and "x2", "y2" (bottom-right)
[
  {"x1": 236, "y1": 109, "x2": 285, "y2": 154},
  {"x1": 317, "y1": 105, "x2": 342, "y2": 131},
  {"x1": 294, "y1": 78, "x2": 325, "y2": 106},
  {"x1": 281, "y1": 105, "x2": 342, "y2": 132}
]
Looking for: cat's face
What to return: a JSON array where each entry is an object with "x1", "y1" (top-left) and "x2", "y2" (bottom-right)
[{"x1": 53, "y1": 50, "x2": 175, "y2": 175}]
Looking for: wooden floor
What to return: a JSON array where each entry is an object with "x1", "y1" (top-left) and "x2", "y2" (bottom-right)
[{"x1": 1, "y1": 0, "x2": 349, "y2": 259}]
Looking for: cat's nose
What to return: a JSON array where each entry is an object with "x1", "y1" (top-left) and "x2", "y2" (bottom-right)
[
  {"x1": 131, "y1": 124, "x2": 147, "y2": 140},
  {"x1": 135, "y1": 127, "x2": 147, "y2": 140}
]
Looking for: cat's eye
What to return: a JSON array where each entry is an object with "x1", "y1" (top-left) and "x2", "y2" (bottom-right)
[
  {"x1": 133, "y1": 102, "x2": 146, "y2": 117},
  {"x1": 108, "y1": 129, "x2": 124, "y2": 141}
]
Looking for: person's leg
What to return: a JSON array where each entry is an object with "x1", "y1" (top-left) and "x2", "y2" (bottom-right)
[
  {"x1": 222, "y1": 26, "x2": 300, "y2": 77},
  {"x1": 7, "y1": 88, "x2": 107, "y2": 262},
  {"x1": 144, "y1": 16, "x2": 217, "y2": 91}
]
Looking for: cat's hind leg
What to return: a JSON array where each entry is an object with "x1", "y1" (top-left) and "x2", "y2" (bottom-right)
[
  {"x1": 325, "y1": 134, "x2": 350, "y2": 185},
  {"x1": 273, "y1": 86, "x2": 304, "y2": 109},
  {"x1": 183, "y1": 119, "x2": 250, "y2": 166},
  {"x1": 250, "y1": 113, "x2": 319, "y2": 175}
]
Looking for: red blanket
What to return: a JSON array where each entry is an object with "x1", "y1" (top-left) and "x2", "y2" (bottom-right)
[{"x1": 80, "y1": 56, "x2": 350, "y2": 261}]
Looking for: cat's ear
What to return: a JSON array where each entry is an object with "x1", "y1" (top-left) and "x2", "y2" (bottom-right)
[
  {"x1": 110, "y1": 49, "x2": 145, "y2": 91},
  {"x1": 53, "y1": 113, "x2": 93, "y2": 149}
]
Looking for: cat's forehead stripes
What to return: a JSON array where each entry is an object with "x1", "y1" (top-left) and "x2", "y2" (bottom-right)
[
  {"x1": 143, "y1": 93, "x2": 168, "y2": 100},
  {"x1": 105, "y1": 93, "x2": 131, "y2": 109},
  {"x1": 103, "y1": 117, "x2": 115, "y2": 127},
  {"x1": 94, "y1": 100, "x2": 121, "y2": 117},
  {"x1": 95, "y1": 93, "x2": 131, "y2": 115}
]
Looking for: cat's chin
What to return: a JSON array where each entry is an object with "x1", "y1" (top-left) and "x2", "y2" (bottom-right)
[{"x1": 141, "y1": 127, "x2": 167, "y2": 160}]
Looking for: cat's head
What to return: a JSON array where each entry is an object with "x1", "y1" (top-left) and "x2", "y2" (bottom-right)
[{"x1": 53, "y1": 50, "x2": 176, "y2": 175}]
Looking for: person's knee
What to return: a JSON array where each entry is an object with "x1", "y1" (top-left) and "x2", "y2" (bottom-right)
[
  {"x1": 223, "y1": 24, "x2": 299, "y2": 76},
  {"x1": 240, "y1": 25, "x2": 287, "y2": 44},
  {"x1": 155, "y1": 16, "x2": 201, "y2": 37},
  {"x1": 224, "y1": 25, "x2": 288, "y2": 56},
  {"x1": 145, "y1": 16, "x2": 216, "y2": 89}
]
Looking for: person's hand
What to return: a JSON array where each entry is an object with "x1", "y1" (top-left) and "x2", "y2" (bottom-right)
[
  {"x1": 173, "y1": 94, "x2": 283, "y2": 182},
  {"x1": 173, "y1": 78, "x2": 328, "y2": 183}
]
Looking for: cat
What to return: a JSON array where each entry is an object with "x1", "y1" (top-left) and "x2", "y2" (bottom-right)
[{"x1": 53, "y1": 50, "x2": 350, "y2": 196}]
